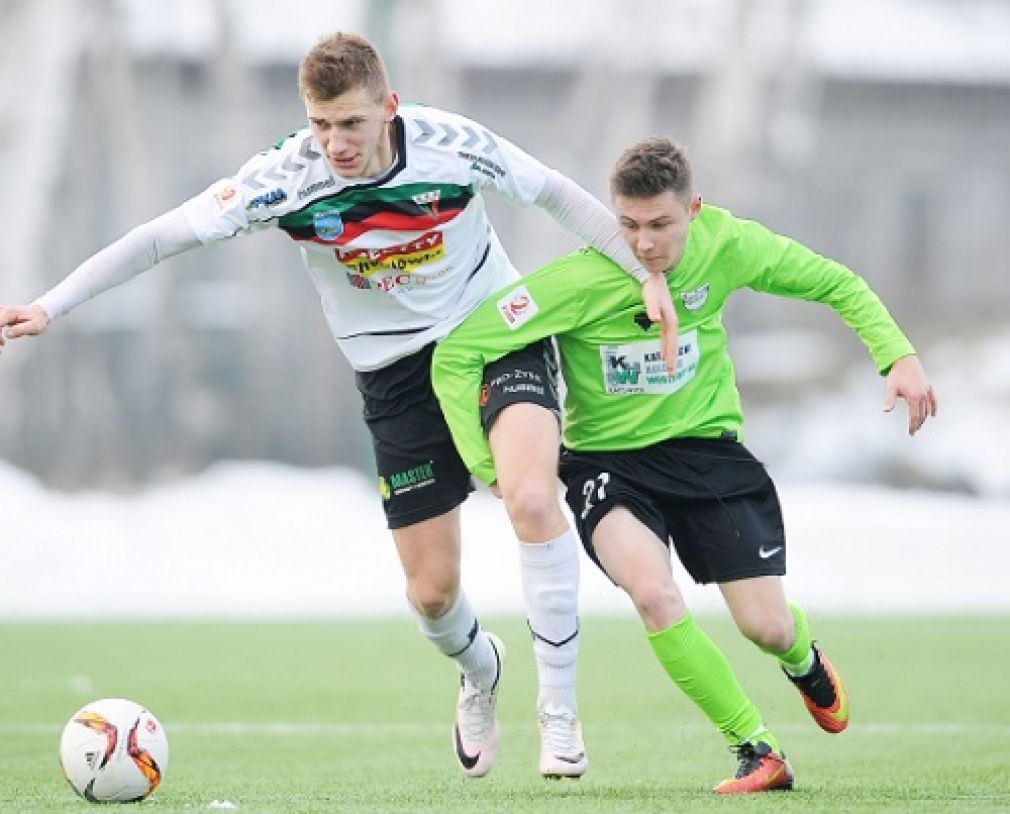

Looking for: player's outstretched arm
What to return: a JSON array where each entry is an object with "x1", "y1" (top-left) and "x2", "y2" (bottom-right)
[
  {"x1": 0, "y1": 208, "x2": 202, "y2": 358},
  {"x1": 883, "y1": 354, "x2": 937, "y2": 436},
  {"x1": 0, "y1": 304, "x2": 51, "y2": 351}
]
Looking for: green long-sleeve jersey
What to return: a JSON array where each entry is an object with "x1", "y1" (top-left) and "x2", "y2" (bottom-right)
[{"x1": 432, "y1": 204, "x2": 915, "y2": 485}]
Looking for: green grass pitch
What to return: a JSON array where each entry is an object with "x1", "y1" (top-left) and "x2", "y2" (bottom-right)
[{"x1": 1, "y1": 616, "x2": 1007, "y2": 812}]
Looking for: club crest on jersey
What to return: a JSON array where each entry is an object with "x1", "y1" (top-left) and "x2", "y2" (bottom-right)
[
  {"x1": 680, "y1": 284, "x2": 710, "y2": 312},
  {"x1": 497, "y1": 285, "x2": 539, "y2": 330},
  {"x1": 313, "y1": 211, "x2": 344, "y2": 241},
  {"x1": 412, "y1": 189, "x2": 441, "y2": 217}
]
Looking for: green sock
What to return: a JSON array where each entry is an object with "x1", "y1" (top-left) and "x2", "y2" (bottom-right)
[
  {"x1": 771, "y1": 603, "x2": 815, "y2": 676},
  {"x1": 648, "y1": 613, "x2": 765, "y2": 746}
]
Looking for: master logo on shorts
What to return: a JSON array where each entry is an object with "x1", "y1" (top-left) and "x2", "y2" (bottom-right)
[
  {"x1": 496, "y1": 285, "x2": 539, "y2": 330},
  {"x1": 384, "y1": 461, "x2": 437, "y2": 498}
]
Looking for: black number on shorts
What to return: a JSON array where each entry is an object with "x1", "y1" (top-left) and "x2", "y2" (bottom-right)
[{"x1": 580, "y1": 472, "x2": 611, "y2": 520}]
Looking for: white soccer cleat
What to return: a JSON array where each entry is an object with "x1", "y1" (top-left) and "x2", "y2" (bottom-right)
[
  {"x1": 452, "y1": 633, "x2": 505, "y2": 778},
  {"x1": 537, "y1": 703, "x2": 588, "y2": 779}
]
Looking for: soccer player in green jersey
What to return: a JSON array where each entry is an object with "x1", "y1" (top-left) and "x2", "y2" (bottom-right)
[{"x1": 432, "y1": 136, "x2": 937, "y2": 793}]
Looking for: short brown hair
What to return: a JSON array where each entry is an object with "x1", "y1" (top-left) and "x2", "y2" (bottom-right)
[
  {"x1": 610, "y1": 137, "x2": 693, "y2": 201},
  {"x1": 298, "y1": 32, "x2": 390, "y2": 102}
]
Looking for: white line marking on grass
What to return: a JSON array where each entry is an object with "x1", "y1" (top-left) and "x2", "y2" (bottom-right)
[
  {"x1": 6, "y1": 721, "x2": 1010, "y2": 737},
  {"x1": 0, "y1": 722, "x2": 443, "y2": 736}
]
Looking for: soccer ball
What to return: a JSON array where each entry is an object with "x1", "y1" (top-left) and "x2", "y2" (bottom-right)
[{"x1": 59, "y1": 698, "x2": 169, "y2": 803}]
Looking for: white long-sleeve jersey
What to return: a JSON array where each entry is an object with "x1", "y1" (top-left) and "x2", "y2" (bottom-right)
[{"x1": 37, "y1": 103, "x2": 646, "y2": 371}]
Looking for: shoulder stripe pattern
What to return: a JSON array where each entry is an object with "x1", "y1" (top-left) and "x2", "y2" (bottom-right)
[
  {"x1": 243, "y1": 131, "x2": 323, "y2": 191},
  {"x1": 412, "y1": 117, "x2": 498, "y2": 154}
]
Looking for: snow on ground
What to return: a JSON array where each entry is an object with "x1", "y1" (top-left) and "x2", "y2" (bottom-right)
[{"x1": 1, "y1": 460, "x2": 1007, "y2": 620}]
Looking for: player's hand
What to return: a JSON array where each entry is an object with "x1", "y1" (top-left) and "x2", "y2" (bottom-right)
[
  {"x1": 641, "y1": 272, "x2": 679, "y2": 374},
  {"x1": 0, "y1": 304, "x2": 51, "y2": 353},
  {"x1": 883, "y1": 354, "x2": 937, "y2": 436}
]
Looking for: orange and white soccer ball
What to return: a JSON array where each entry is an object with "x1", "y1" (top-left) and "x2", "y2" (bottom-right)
[{"x1": 59, "y1": 698, "x2": 169, "y2": 803}]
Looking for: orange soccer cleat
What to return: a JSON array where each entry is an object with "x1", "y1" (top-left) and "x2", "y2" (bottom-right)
[
  {"x1": 713, "y1": 741, "x2": 794, "y2": 795},
  {"x1": 785, "y1": 644, "x2": 850, "y2": 733}
]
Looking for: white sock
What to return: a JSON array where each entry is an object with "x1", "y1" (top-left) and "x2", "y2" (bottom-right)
[
  {"x1": 519, "y1": 529, "x2": 580, "y2": 711},
  {"x1": 410, "y1": 590, "x2": 498, "y2": 689}
]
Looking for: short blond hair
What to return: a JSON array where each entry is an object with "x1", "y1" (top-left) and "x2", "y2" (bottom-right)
[{"x1": 298, "y1": 32, "x2": 390, "y2": 102}]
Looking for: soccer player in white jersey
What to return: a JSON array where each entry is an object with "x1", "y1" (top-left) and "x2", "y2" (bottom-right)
[{"x1": 0, "y1": 32, "x2": 678, "y2": 779}]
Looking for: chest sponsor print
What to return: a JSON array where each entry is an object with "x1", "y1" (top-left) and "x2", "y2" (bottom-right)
[
  {"x1": 600, "y1": 329, "x2": 700, "y2": 395},
  {"x1": 337, "y1": 230, "x2": 446, "y2": 276}
]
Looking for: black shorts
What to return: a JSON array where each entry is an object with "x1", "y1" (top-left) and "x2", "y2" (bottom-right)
[
  {"x1": 559, "y1": 436, "x2": 786, "y2": 584},
  {"x1": 356, "y1": 341, "x2": 560, "y2": 529},
  {"x1": 479, "y1": 339, "x2": 560, "y2": 433}
]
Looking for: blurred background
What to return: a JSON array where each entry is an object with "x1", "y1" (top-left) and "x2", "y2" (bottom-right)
[{"x1": 1, "y1": 0, "x2": 1008, "y2": 617}]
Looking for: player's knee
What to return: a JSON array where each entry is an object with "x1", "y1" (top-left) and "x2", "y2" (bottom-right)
[
  {"x1": 629, "y1": 580, "x2": 684, "y2": 631},
  {"x1": 737, "y1": 613, "x2": 794, "y2": 652},
  {"x1": 501, "y1": 481, "x2": 562, "y2": 540},
  {"x1": 408, "y1": 581, "x2": 456, "y2": 620}
]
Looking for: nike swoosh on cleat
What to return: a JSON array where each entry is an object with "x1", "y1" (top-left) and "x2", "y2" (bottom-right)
[
  {"x1": 453, "y1": 725, "x2": 480, "y2": 769},
  {"x1": 554, "y1": 753, "x2": 585, "y2": 764},
  {"x1": 758, "y1": 545, "x2": 783, "y2": 559}
]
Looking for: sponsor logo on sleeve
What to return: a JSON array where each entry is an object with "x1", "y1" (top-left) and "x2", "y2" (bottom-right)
[
  {"x1": 246, "y1": 187, "x2": 287, "y2": 211},
  {"x1": 496, "y1": 285, "x2": 539, "y2": 330},
  {"x1": 213, "y1": 183, "x2": 238, "y2": 211},
  {"x1": 461, "y1": 152, "x2": 507, "y2": 181}
]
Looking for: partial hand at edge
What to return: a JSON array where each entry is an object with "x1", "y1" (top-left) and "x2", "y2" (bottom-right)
[
  {"x1": 0, "y1": 304, "x2": 51, "y2": 353},
  {"x1": 641, "y1": 272, "x2": 679, "y2": 375},
  {"x1": 883, "y1": 354, "x2": 938, "y2": 436}
]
